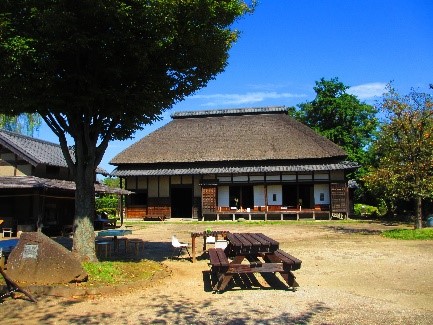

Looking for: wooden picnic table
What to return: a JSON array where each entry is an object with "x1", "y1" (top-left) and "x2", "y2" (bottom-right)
[
  {"x1": 97, "y1": 229, "x2": 132, "y2": 239},
  {"x1": 190, "y1": 230, "x2": 230, "y2": 262},
  {"x1": 96, "y1": 229, "x2": 133, "y2": 254},
  {"x1": 209, "y1": 232, "x2": 302, "y2": 291}
]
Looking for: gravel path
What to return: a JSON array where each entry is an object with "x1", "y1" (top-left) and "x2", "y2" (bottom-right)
[{"x1": 1, "y1": 221, "x2": 433, "y2": 324}]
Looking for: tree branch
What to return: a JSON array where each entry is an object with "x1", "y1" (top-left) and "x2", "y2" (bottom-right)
[{"x1": 42, "y1": 113, "x2": 76, "y2": 176}]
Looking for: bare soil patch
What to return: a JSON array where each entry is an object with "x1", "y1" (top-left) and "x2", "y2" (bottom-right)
[{"x1": 1, "y1": 221, "x2": 433, "y2": 324}]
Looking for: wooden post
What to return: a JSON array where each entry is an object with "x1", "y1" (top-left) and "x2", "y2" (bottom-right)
[
  {"x1": 120, "y1": 177, "x2": 124, "y2": 226},
  {"x1": 191, "y1": 235, "x2": 196, "y2": 263}
]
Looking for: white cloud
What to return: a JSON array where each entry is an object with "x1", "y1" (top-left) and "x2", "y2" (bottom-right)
[
  {"x1": 348, "y1": 82, "x2": 387, "y2": 99},
  {"x1": 191, "y1": 91, "x2": 306, "y2": 106},
  {"x1": 247, "y1": 82, "x2": 294, "y2": 91}
]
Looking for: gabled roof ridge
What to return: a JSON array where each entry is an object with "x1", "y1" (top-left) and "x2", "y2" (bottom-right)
[
  {"x1": 0, "y1": 129, "x2": 61, "y2": 165},
  {"x1": 171, "y1": 106, "x2": 286, "y2": 119},
  {"x1": 0, "y1": 129, "x2": 61, "y2": 148},
  {"x1": 0, "y1": 129, "x2": 108, "y2": 174},
  {"x1": 0, "y1": 175, "x2": 130, "y2": 194}
]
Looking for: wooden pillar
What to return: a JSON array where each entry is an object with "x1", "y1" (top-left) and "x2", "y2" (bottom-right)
[{"x1": 120, "y1": 177, "x2": 124, "y2": 225}]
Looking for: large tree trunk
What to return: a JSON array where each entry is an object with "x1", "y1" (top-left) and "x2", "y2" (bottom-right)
[
  {"x1": 415, "y1": 196, "x2": 423, "y2": 229},
  {"x1": 73, "y1": 160, "x2": 97, "y2": 261},
  {"x1": 72, "y1": 162, "x2": 97, "y2": 261},
  {"x1": 42, "y1": 114, "x2": 108, "y2": 261},
  {"x1": 42, "y1": 110, "x2": 112, "y2": 261},
  {"x1": 70, "y1": 128, "x2": 98, "y2": 262}
]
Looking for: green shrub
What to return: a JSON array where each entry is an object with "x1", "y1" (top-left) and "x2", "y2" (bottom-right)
[
  {"x1": 96, "y1": 195, "x2": 118, "y2": 217},
  {"x1": 354, "y1": 204, "x2": 380, "y2": 218}
]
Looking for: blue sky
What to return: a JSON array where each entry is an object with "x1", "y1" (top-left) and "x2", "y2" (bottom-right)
[{"x1": 39, "y1": 0, "x2": 433, "y2": 173}]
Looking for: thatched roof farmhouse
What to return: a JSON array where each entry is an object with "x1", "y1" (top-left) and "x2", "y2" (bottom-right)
[{"x1": 111, "y1": 107, "x2": 358, "y2": 220}]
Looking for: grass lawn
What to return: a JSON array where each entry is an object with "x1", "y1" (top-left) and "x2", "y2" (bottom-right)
[
  {"x1": 382, "y1": 227, "x2": 433, "y2": 240},
  {"x1": 81, "y1": 260, "x2": 165, "y2": 287}
]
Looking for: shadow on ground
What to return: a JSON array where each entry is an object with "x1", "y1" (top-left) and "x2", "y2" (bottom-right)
[
  {"x1": 324, "y1": 226, "x2": 383, "y2": 235},
  {"x1": 0, "y1": 293, "x2": 330, "y2": 324}
]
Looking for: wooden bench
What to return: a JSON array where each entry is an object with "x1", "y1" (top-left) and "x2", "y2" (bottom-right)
[
  {"x1": 209, "y1": 246, "x2": 302, "y2": 291},
  {"x1": 143, "y1": 215, "x2": 167, "y2": 221},
  {"x1": 261, "y1": 249, "x2": 302, "y2": 287},
  {"x1": 208, "y1": 248, "x2": 230, "y2": 290},
  {"x1": 273, "y1": 249, "x2": 302, "y2": 270},
  {"x1": 208, "y1": 248, "x2": 229, "y2": 269}
]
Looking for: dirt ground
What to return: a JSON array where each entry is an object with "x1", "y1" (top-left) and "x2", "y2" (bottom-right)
[{"x1": 1, "y1": 221, "x2": 433, "y2": 325}]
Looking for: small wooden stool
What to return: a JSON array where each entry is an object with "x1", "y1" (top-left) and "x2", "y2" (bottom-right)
[
  {"x1": 2, "y1": 228, "x2": 13, "y2": 238},
  {"x1": 96, "y1": 241, "x2": 112, "y2": 258},
  {"x1": 114, "y1": 237, "x2": 129, "y2": 253},
  {"x1": 128, "y1": 239, "x2": 144, "y2": 256}
]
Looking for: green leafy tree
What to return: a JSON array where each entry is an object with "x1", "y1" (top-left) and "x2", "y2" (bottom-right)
[
  {"x1": 0, "y1": 0, "x2": 254, "y2": 260},
  {"x1": 291, "y1": 78, "x2": 378, "y2": 167},
  {"x1": 101, "y1": 177, "x2": 121, "y2": 189},
  {"x1": 363, "y1": 85, "x2": 433, "y2": 229},
  {"x1": 96, "y1": 177, "x2": 122, "y2": 217},
  {"x1": 0, "y1": 113, "x2": 42, "y2": 136}
]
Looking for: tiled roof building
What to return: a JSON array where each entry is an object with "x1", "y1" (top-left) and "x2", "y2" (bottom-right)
[{"x1": 0, "y1": 130, "x2": 113, "y2": 236}]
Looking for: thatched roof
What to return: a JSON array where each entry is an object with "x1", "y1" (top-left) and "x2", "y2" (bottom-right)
[
  {"x1": 111, "y1": 107, "x2": 347, "y2": 166},
  {"x1": 0, "y1": 129, "x2": 108, "y2": 175},
  {"x1": 0, "y1": 176, "x2": 131, "y2": 195}
]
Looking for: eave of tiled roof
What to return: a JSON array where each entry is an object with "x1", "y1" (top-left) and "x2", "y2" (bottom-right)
[
  {"x1": 0, "y1": 176, "x2": 132, "y2": 194},
  {"x1": 0, "y1": 129, "x2": 108, "y2": 175},
  {"x1": 111, "y1": 161, "x2": 359, "y2": 177},
  {"x1": 0, "y1": 129, "x2": 67, "y2": 167}
]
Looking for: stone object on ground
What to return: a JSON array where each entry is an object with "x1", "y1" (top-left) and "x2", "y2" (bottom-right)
[{"x1": 5, "y1": 232, "x2": 88, "y2": 285}]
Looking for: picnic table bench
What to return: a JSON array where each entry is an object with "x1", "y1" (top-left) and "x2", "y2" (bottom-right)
[
  {"x1": 208, "y1": 248, "x2": 229, "y2": 269},
  {"x1": 208, "y1": 233, "x2": 302, "y2": 291},
  {"x1": 267, "y1": 249, "x2": 302, "y2": 271}
]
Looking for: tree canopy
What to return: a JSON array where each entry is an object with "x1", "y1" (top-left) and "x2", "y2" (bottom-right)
[
  {"x1": 0, "y1": 0, "x2": 254, "y2": 260},
  {"x1": 363, "y1": 85, "x2": 433, "y2": 228},
  {"x1": 290, "y1": 77, "x2": 378, "y2": 167}
]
